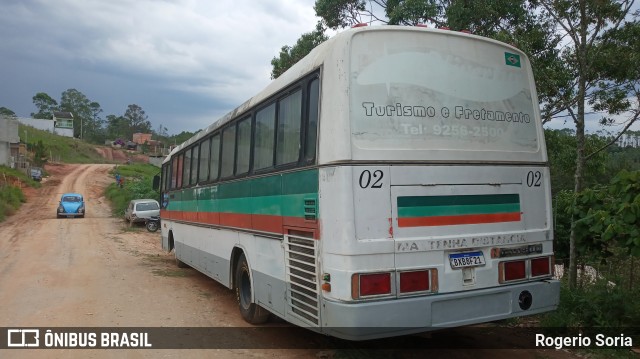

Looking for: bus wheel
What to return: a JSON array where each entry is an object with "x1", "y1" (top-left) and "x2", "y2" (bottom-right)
[
  {"x1": 174, "y1": 249, "x2": 188, "y2": 268},
  {"x1": 235, "y1": 253, "x2": 269, "y2": 324}
]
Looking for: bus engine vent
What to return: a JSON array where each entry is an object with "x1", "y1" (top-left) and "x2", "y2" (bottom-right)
[{"x1": 284, "y1": 234, "x2": 320, "y2": 326}]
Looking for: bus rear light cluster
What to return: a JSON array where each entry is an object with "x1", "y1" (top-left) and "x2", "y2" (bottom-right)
[
  {"x1": 352, "y1": 269, "x2": 438, "y2": 299},
  {"x1": 499, "y1": 256, "x2": 552, "y2": 284},
  {"x1": 501, "y1": 260, "x2": 526, "y2": 282},
  {"x1": 531, "y1": 257, "x2": 552, "y2": 277},
  {"x1": 352, "y1": 273, "x2": 391, "y2": 298},
  {"x1": 400, "y1": 270, "x2": 438, "y2": 294},
  {"x1": 400, "y1": 270, "x2": 429, "y2": 293}
]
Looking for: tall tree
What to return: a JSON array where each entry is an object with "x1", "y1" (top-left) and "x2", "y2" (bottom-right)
[
  {"x1": 313, "y1": 0, "x2": 447, "y2": 29},
  {"x1": 31, "y1": 92, "x2": 59, "y2": 119},
  {"x1": 106, "y1": 114, "x2": 129, "y2": 140},
  {"x1": 87, "y1": 101, "x2": 106, "y2": 143},
  {"x1": 445, "y1": 1, "x2": 572, "y2": 123},
  {"x1": 124, "y1": 104, "x2": 152, "y2": 139},
  {"x1": 527, "y1": 0, "x2": 639, "y2": 288},
  {"x1": 59, "y1": 89, "x2": 104, "y2": 141},
  {"x1": 271, "y1": 22, "x2": 329, "y2": 79}
]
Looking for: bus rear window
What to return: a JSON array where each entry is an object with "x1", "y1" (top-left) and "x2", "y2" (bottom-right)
[{"x1": 350, "y1": 31, "x2": 540, "y2": 154}]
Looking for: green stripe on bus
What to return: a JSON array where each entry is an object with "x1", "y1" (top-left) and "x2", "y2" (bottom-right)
[
  {"x1": 398, "y1": 203, "x2": 520, "y2": 218},
  {"x1": 167, "y1": 169, "x2": 319, "y2": 219},
  {"x1": 398, "y1": 194, "x2": 519, "y2": 207}
]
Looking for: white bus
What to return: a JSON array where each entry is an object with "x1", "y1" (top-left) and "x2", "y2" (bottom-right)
[{"x1": 158, "y1": 25, "x2": 560, "y2": 340}]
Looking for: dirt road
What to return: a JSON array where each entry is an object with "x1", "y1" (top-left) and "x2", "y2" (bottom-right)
[{"x1": 0, "y1": 164, "x2": 579, "y2": 358}]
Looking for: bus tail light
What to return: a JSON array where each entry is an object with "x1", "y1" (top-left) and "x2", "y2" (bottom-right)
[
  {"x1": 531, "y1": 257, "x2": 552, "y2": 277},
  {"x1": 499, "y1": 256, "x2": 554, "y2": 283},
  {"x1": 499, "y1": 260, "x2": 526, "y2": 283},
  {"x1": 399, "y1": 270, "x2": 433, "y2": 293},
  {"x1": 352, "y1": 272, "x2": 391, "y2": 299}
]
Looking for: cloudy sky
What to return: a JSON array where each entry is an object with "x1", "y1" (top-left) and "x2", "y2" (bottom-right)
[{"x1": 0, "y1": 0, "x2": 318, "y2": 135}]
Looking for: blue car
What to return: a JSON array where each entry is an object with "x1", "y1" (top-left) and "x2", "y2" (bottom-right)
[{"x1": 57, "y1": 193, "x2": 85, "y2": 218}]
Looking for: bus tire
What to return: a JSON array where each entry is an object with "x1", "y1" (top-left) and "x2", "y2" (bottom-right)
[
  {"x1": 174, "y1": 249, "x2": 188, "y2": 268},
  {"x1": 235, "y1": 253, "x2": 269, "y2": 324}
]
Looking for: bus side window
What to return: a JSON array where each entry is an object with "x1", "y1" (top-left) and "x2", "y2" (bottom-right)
[
  {"x1": 176, "y1": 153, "x2": 184, "y2": 189},
  {"x1": 199, "y1": 138, "x2": 211, "y2": 183},
  {"x1": 183, "y1": 148, "x2": 192, "y2": 187},
  {"x1": 254, "y1": 103, "x2": 276, "y2": 171},
  {"x1": 210, "y1": 134, "x2": 221, "y2": 181},
  {"x1": 190, "y1": 145, "x2": 199, "y2": 185},
  {"x1": 221, "y1": 126, "x2": 236, "y2": 178},
  {"x1": 161, "y1": 164, "x2": 167, "y2": 191},
  {"x1": 305, "y1": 78, "x2": 319, "y2": 162},
  {"x1": 171, "y1": 156, "x2": 178, "y2": 189},
  {"x1": 236, "y1": 117, "x2": 252, "y2": 175},
  {"x1": 276, "y1": 89, "x2": 302, "y2": 165}
]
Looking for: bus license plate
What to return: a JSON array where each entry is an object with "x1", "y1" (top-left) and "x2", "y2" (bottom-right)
[{"x1": 449, "y1": 251, "x2": 486, "y2": 269}]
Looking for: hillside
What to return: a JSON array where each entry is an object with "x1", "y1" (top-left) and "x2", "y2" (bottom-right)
[{"x1": 19, "y1": 124, "x2": 144, "y2": 164}]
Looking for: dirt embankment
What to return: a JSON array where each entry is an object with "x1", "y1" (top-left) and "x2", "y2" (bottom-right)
[{"x1": 93, "y1": 146, "x2": 149, "y2": 163}]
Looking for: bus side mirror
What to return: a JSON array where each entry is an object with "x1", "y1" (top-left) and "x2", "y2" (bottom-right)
[{"x1": 152, "y1": 175, "x2": 160, "y2": 191}]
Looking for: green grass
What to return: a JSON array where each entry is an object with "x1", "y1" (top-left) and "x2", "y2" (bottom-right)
[
  {"x1": 20, "y1": 123, "x2": 109, "y2": 164},
  {"x1": 0, "y1": 165, "x2": 41, "y2": 188},
  {"x1": 0, "y1": 184, "x2": 25, "y2": 221},
  {"x1": 105, "y1": 163, "x2": 160, "y2": 217},
  {"x1": 0, "y1": 165, "x2": 41, "y2": 222}
]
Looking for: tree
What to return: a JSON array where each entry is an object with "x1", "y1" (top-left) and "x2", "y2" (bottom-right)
[
  {"x1": 87, "y1": 101, "x2": 106, "y2": 143},
  {"x1": 444, "y1": 1, "x2": 572, "y2": 123},
  {"x1": 32, "y1": 140, "x2": 48, "y2": 167},
  {"x1": 314, "y1": 0, "x2": 369, "y2": 28},
  {"x1": 0, "y1": 107, "x2": 16, "y2": 117},
  {"x1": 527, "y1": 1, "x2": 639, "y2": 289},
  {"x1": 106, "y1": 114, "x2": 129, "y2": 141},
  {"x1": 170, "y1": 130, "x2": 198, "y2": 146},
  {"x1": 31, "y1": 93, "x2": 59, "y2": 119},
  {"x1": 572, "y1": 170, "x2": 640, "y2": 258},
  {"x1": 545, "y1": 129, "x2": 609, "y2": 194},
  {"x1": 386, "y1": 0, "x2": 441, "y2": 25},
  {"x1": 271, "y1": 22, "x2": 329, "y2": 79},
  {"x1": 59, "y1": 88, "x2": 105, "y2": 141},
  {"x1": 124, "y1": 104, "x2": 152, "y2": 139}
]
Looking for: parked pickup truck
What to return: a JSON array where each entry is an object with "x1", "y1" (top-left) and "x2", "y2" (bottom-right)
[{"x1": 30, "y1": 167, "x2": 42, "y2": 182}]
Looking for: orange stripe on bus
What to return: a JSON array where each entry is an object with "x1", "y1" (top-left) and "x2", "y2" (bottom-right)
[
  {"x1": 160, "y1": 210, "x2": 318, "y2": 234},
  {"x1": 398, "y1": 212, "x2": 521, "y2": 227}
]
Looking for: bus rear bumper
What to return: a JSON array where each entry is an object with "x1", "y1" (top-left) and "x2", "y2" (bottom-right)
[{"x1": 320, "y1": 279, "x2": 560, "y2": 340}]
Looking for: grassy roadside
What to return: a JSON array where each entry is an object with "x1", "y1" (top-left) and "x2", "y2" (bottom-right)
[
  {"x1": 0, "y1": 166, "x2": 41, "y2": 222},
  {"x1": 104, "y1": 163, "x2": 160, "y2": 218},
  {"x1": 20, "y1": 124, "x2": 109, "y2": 164}
]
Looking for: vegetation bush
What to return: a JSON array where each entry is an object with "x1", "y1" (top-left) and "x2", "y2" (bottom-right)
[
  {"x1": 105, "y1": 163, "x2": 160, "y2": 217},
  {"x1": 0, "y1": 185, "x2": 26, "y2": 221},
  {"x1": 0, "y1": 165, "x2": 38, "y2": 223},
  {"x1": 541, "y1": 273, "x2": 640, "y2": 328},
  {"x1": 549, "y1": 169, "x2": 640, "y2": 331}
]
